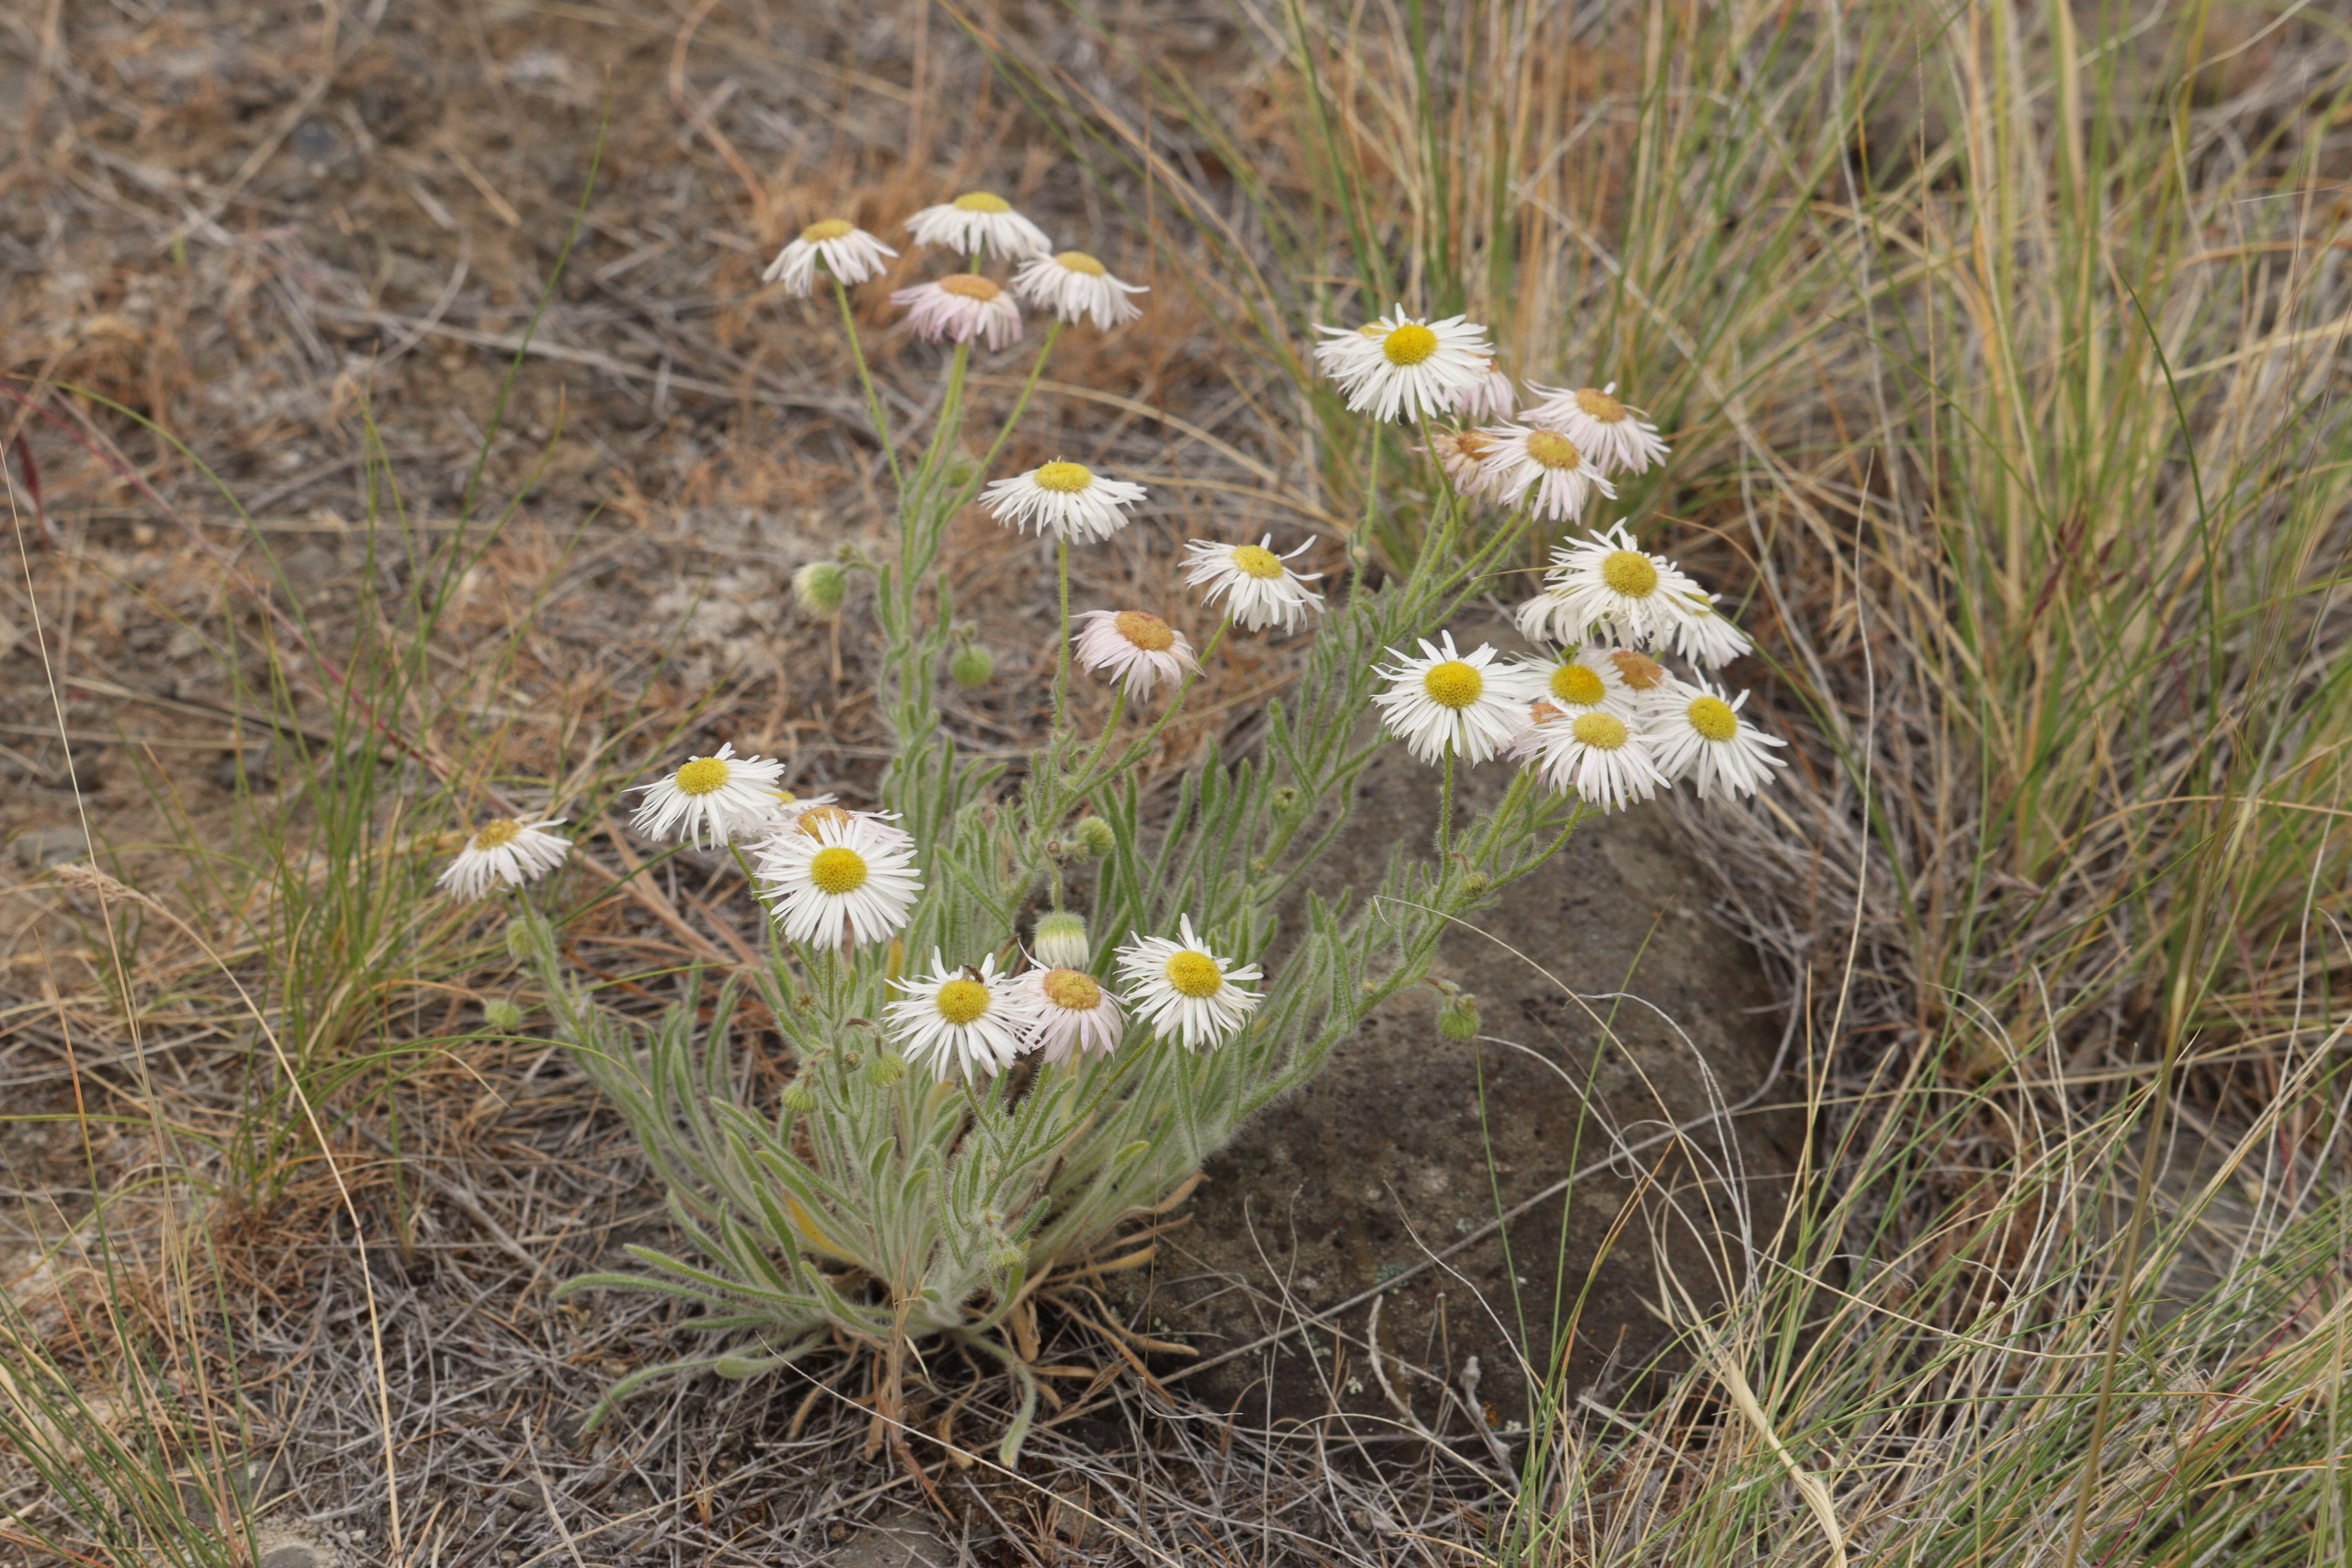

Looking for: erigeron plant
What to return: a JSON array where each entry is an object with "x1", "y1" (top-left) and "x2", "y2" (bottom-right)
[{"x1": 465, "y1": 196, "x2": 1785, "y2": 1459}]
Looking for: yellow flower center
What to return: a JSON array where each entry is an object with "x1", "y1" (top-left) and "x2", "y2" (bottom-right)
[
  {"x1": 1165, "y1": 950, "x2": 1225, "y2": 999},
  {"x1": 953, "y1": 191, "x2": 1013, "y2": 212},
  {"x1": 808, "y1": 846, "x2": 869, "y2": 895},
  {"x1": 938, "y1": 274, "x2": 1001, "y2": 301},
  {"x1": 1600, "y1": 550, "x2": 1659, "y2": 597},
  {"x1": 1687, "y1": 695, "x2": 1740, "y2": 742},
  {"x1": 1115, "y1": 611, "x2": 1176, "y2": 652},
  {"x1": 1456, "y1": 431, "x2": 1494, "y2": 460},
  {"x1": 1525, "y1": 429, "x2": 1583, "y2": 471},
  {"x1": 1231, "y1": 544, "x2": 1285, "y2": 580},
  {"x1": 1033, "y1": 460, "x2": 1093, "y2": 494},
  {"x1": 1041, "y1": 968, "x2": 1103, "y2": 1010},
  {"x1": 1054, "y1": 250, "x2": 1107, "y2": 277},
  {"x1": 1421, "y1": 660, "x2": 1483, "y2": 709},
  {"x1": 1574, "y1": 387, "x2": 1628, "y2": 422},
  {"x1": 472, "y1": 818, "x2": 522, "y2": 850},
  {"x1": 1550, "y1": 664, "x2": 1606, "y2": 706},
  {"x1": 1610, "y1": 650, "x2": 1668, "y2": 690},
  {"x1": 935, "y1": 977, "x2": 991, "y2": 1026},
  {"x1": 1382, "y1": 323, "x2": 1439, "y2": 366},
  {"x1": 1571, "y1": 711, "x2": 1631, "y2": 750},
  {"x1": 796, "y1": 805, "x2": 853, "y2": 836},
  {"x1": 801, "y1": 218, "x2": 856, "y2": 242},
  {"x1": 674, "y1": 757, "x2": 731, "y2": 797}
]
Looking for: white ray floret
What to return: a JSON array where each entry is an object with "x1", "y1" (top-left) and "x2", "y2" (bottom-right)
[
  {"x1": 1503, "y1": 645, "x2": 1633, "y2": 729},
  {"x1": 903, "y1": 191, "x2": 1054, "y2": 259},
  {"x1": 1116, "y1": 915, "x2": 1263, "y2": 1051},
  {"x1": 438, "y1": 817, "x2": 569, "y2": 901},
  {"x1": 1013, "y1": 966, "x2": 1129, "y2": 1066},
  {"x1": 1521, "y1": 381, "x2": 1670, "y2": 476},
  {"x1": 891, "y1": 274, "x2": 1024, "y2": 350},
  {"x1": 757, "y1": 809, "x2": 923, "y2": 948},
  {"x1": 1181, "y1": 535, "x2": 1326, "y2": 634},
  {"x1": 982, "y1": 461, "x2": 1146, "y2": 543},
  {"x1": 633, "y1": 742, "x2": 787, "y2": 848},
  {"x1": 762, "y1": 219, "x2": 898, "y2": 296},
  {"x1": 1644, "y1": 680, "x2": 1788, "y2": 800},
  {"x1": 1513, "y1": 524, "x2": 1712, "y2": 651},
  {"x1": 766, "y1": 789, "x2": 838, "y2": 831},
  {"x1": 1311, "y1": 307, "x2": 1495, "y2": 423},
  {"x1": 1522, "y1": 707, "x2": 1666, "y2": 812},
  {"x1": 1454, "y1": 358, "x2": 1517, "y2": 421},
  {"x1": 1073, "y1": 610, "x2": 1199, "y2": 701},
  {"x1": 1664, "y1": 593, "x2": 1755, "y2": 669},
  {"x1": 1476, "y1": 424, "x2": 1619, "y2": 525},
  {"x1": 888, "y1": 952, "x2": 1039, "y2": 1082},
  {"x1": 1011, "y1": 251, "x2": 1147, "y2": 329},
  {"x1": 1370, "y1": 632, "x2": 1530, "y2": 766}
]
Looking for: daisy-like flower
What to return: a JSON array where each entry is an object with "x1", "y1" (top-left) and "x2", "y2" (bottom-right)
[
  {"x1": 762, "y1": 218, "x2": 898, "y2": 296},
  {"x1": 633, "y1": 742, "x2": 787, "y2": 848},
  {"x1": 1181, "y1": 535, "x2": 1326, "y2": 634},
  {"x1": 1476, "y1": 425, "x2": 1619, "y2": 525},
  {"x1": 1523, "y1": 707, "x2": 1666, "y2": 812},
  {"x1": 1666, "y1": 593, "x2": 1755, "y2": 669},
  {"x1": 1371, "y1": 632, "x2": 1529, "y2": 766},
  {"x1": 1311, "y1": 307, "x2": 1495, "y2": 423},
  {"x1": 437, "y1": 817, "x2": 569, "y2": 901},
  {"x1": 1011, "y1": 250, "x2": 1147, "y2": 329},
  {"x1": 1508, "y1": 645, "x2": 1631, "y2": 719},
  {"x1": 1013, "y1": 966, "x2": 1129, "y2": 1066},
  {"x1": 757, "y1": 809, "x2": 923, "y2": 948},
  {"x1": 1425, "y1": 427, "x2": 1501, "y2": 498},
  {"x1": 767, "y1": 789, "x2": 838, "y2": 830},
  {"x1": 1073, "y1": 610, "x2": 1198, "y2": 701},
  {"x1": 1116, "y1": 915, "x2": 1264, "y2": 1051},
  {"x1": 1521, "y1": 381, "x2": 1670, "y2": 476},
  {"x1": 1514, "y1": 524, "x2": 1710, "y2": 650},
  {"x1": 904, "y1": 191, "x2": 1054, "y2": 259},
  {"x1": 981, "y1": 460, "x2": 1146, "y2": 543},
  {"x1": 1454, "y1": 358, "x2": 1517, "y2": 421},
  {"x1": 1644, "y1": 681, "x2": 1788, "y2": 800},
  {"x1": 888, "y1": 952, "x2": 1039, "y2": 1082},
  {"x1": 891, "y1": 274, "x2": 1023, "y2": 350}
]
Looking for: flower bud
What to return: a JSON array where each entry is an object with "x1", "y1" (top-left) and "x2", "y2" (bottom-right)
[
  {"x1": 1033, "y1": 911, "x2": 1091, "y2": 970},
  {"x1": 949, "y1": 643, "x2": 995, "y2": 690},
  {"x1": 1437, "y1": 991, "x2": 1480, "y2": 1041},
  {"x1": 483, "y1": 998, "x2": 524, "y2": 1033},
  {"x1": 1073, "y1": 816, "x2": 1116, "y2": 859},
  {"x1": 1459, "y1": 871, "x2": 1492, "y2": 899},
  {"x1": 1271, "y1": 785, "x2": 1301, "y2": 816},
  {"x1": 781, "y1": 1077, "x2": 819, "y2": 1113},
  {"x1": 504, "y1": 914, "x2": 550, "y2": 962},
  {"x1": 987, "y1": 1240, "x2": 1028, "y2": 1274},
  {"x1": 792, "y1": 559, "x2": 847, "y2": 619},
  {"x1": 865, "y1": 1052, "x2": 907, "y2": 1089}
]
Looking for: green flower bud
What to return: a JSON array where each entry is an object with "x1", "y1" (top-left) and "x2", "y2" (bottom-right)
[
  {"x1": 792, "y1": 559, "x2": 847, "y2": 619},
  {"x1": 1073, "y1": 816, "x2": 1117, "y2": 859},
  {"x1": 483, "y1": 999, "x2": 524, "y2": 1033},
  {"x1": 1459, "y1": 871, "x2": 1492, "y2": 899},
  {"x1": 1271, "y1": 785, "x2": 1300, "y2": 815},
  {"x1": 949, "y1": 644, "x2": 995, "y2": 690},
  {"x1": 987, "y1": 1240, "x2": 1028, "y2": 1274},
  {"x1": 504, "y1": 915, "x2": 548, "y2": 962},
  {"x1": 864, "y1": 1052, "x2": 907, "y2": 1089},
  {"x1": 1033, "y1": 911, "x2": 1091, "y2": 970},
  {"x1": 780, "y1": 1078, "x2": 819, "y2": 1113},
  {"x1": 1437, "y1": 991, "x2": 1480, "y2": 1041}
]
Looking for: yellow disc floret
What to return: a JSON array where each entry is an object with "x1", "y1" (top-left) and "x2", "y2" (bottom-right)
[
  {"x1": 1687, "y1": 695, "x2": 1740, "y2": 742},
  {"x1": 1115, "y1": 611, "x2": 1176, "y2": 651},
  {"x1": 674, "y1": 757, "x2": 731, "y2": 797},
  {"x1": 1165, "y1": 950, "x2": 1225, "y2": 998},
  {"x1": 1041, "y1": 969, "x2": 1103, "y2": 1010},
  {"x1": 934, "y1": 977, "x2": 991, "y2": 1026},
  {"x1": 801, "y1": 218, "x2": 856, "y2": 242},
  {"x1": 1571, "y1": 712, "x2": 1631, "y2": 750},
  {"x1": 1231, "y1": 544, "x2": 1285, "y2": 580},
  {"x1": 472, "y1": 818, "x2": 521, "y2": 850},
  {"x1": 1033, "y1": 460, "x2": 1093, "y2": 494},
  {"x1": 1382, "y1": 323, "x2": 1439, "y2": 366},
  {"x1": 953, "y1": 191, "x2": 1012, "y2": 212},
  {"x1": 1600, "y1": 550, "x2": 1659, "y2": 598},
  {"x1": 1550, "y1": 664, "x2": 1606, "y2": 706},
  {"x1": 1054, "y1": 250, "x2": 1107, "y2": 276},
  {"x1": 1574, "y1": 387, "x2": 1627, "y2": 422},
  {"x1": 1421, "y1": 660, "x2": 1484, "y2": 710},
  {"x1": 1525, "y1": 430, "x2": 1583, "y2": 471},
  {"x1": 808, "y1": 846, "x2": 869, "y2": 895},
  {"x1": 938, "y1": 274, "x2": 1001, "y2": 301}
]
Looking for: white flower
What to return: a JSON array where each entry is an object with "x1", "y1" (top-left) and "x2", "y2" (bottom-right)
[
  {"x1": 1425, "y1": 428, "x2": 1502, "y2": 498},
  {"x1": 437, "y1": 817, "x2": 568, "y2": 901},
  {"x1": 756, "y1": 809, "x2": 922, "y2": 948},
  {"x1": 1644, "y1": 681, "x2": 1787, "y2": 800},
  {"x1": 981, "y1": 460, "x2": 1146, "y2": 543},
  {"x1": 633, "y1": 742, "x2": 786, "y2": 848},
  {"x1": 904, "y1": 191, "x2": 1054, "y2": 259},
  {"x1": 1031, "y1": 910, "x2": 1093, "y2": 970},
  {"x1": 1665, "y1": 593, "x2": 1755, "y2": 669},
  {"x1": 1514, "y1": 524, "x2": 1711, "y2": 651},
  {"x1": 1073, "y1": 610, "x2": 1198, "y2": 701},
  {"x1": 891, "y1": 275, "x2": 1023, "y2": 350},
  {"x1": 1476, "y1": 424, "x2": 1618, "y2": 524},
  {"x1": 1371, "y1": 632, "x2": 1529, "y2": 766},
  {"x1": 762, "y1": 218, "x2": 897, "y2": 296},
  {"x1": 1181, "y1": 535, "x2": 1326, "y2": 634},
  {"x1": 888, "y1": 952, "x2": 1038, "y2": 1082},
  {"x1": 1014, "y1": 967, "x2": 1129, "y2": 1066},
  {"x1": 1115, "y1": 915, "x2": 1263, "y2": 1051},
  {"x1": 767, "y1": 789, "x2": 838, "y2": 829},
  {"x1": 1522, "y1": 707, "x2": 1666, "y2": 812},
  {"x1": 1311, "y1": 307, "x2": 1494, "y2": 423},
  {"x1": 1454, "y1": 358, "x2": 1517, "y2": 421},
  {"x1": 1521, "y1": 381, "x2": 1670, "y2": 476},
  {"x1": 1012, "y1": 250, "x2": 1146, "y2": 329},
  {"x1": 1501, "y1": 647, "x2": 1631, "y2": 762}
]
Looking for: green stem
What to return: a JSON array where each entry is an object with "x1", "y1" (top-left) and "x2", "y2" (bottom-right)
[
  {"x1": 1439, "y1": 748, "x2": 1455, "y2": 851},
  {"x1": 1053, "y1": 537, "x2": 1073, "y2": 732},
  {"x1": 950, "y1": 321, "x2": 1063, "y2": 518},
  {"x1": 1074, "y1": 689, "x2": 1128, "y2": 786},
  {"x1": 834, "y1": 279, "x2": 904, "y2": 492}
]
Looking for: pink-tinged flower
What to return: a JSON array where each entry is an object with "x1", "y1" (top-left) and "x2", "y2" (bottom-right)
[
  {"x1": 1073, "y1": 610, "x2": 1199, "y2": 701},
  {"x1": 891, "y1": 274, "x2": 1023, "y2": 350}
]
